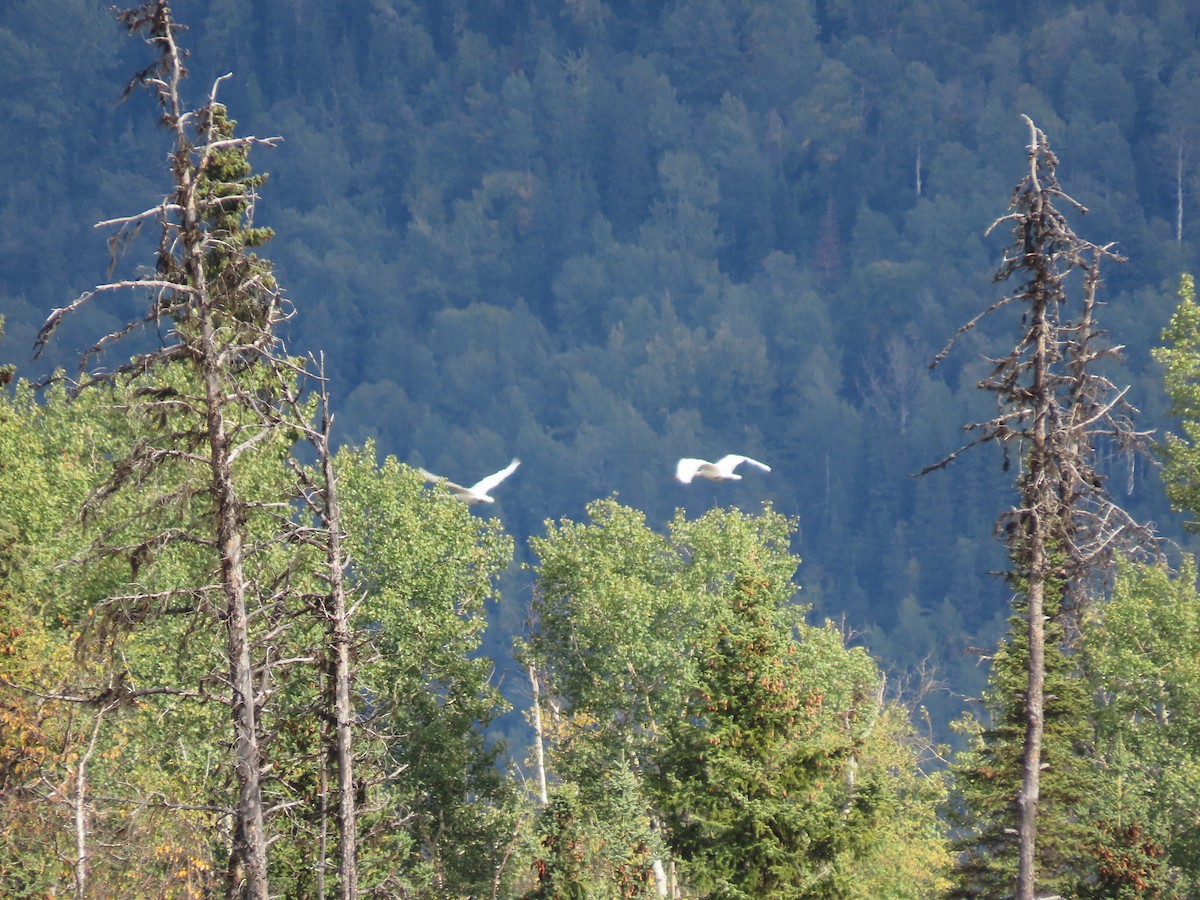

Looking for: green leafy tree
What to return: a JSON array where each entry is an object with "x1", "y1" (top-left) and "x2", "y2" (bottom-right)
[
  {"x1": 1080, "y1": 557, "x2": 1200, "y2": 897},
  {"x1": 0, "y1": 374, "x2": 251, "y2": 897},
  {"x1": 0, "y1": 394, "x2": 525, "y2": 898},
  {"x1": 1154, "y1": 273, "x2": 1200, "y2": 521},
  {"x1": 0, "y1": 380, "x2": 127, "y2": 898},
  {"x1": 523, "y1": 500, "x2": 681, "y2": 898},
  {"x1": 337, "y1": 444, "x2": 522, "y2": 898},
  {"x1": 524, "y1": 499, "x2": 948, "y2": 898},
  {"x1": 1080, "y1": 271, "x2": 1200, "y2": 895}
]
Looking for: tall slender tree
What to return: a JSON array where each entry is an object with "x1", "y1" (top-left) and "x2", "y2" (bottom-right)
[
  {"x1": 286, "y1": 359, "x2": 359, "y2": 899},
  {"x1": 925, "y1": 116, "x2": 1151, "y2": 899},
  {"x1": 33, "y1": 3, "x2": 319, "y2": 895}
]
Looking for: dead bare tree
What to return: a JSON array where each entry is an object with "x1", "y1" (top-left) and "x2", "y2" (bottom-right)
[
  {"x1": 924, "y1": 116, "x2": 1154, "y2": 900},
  {"x1": 33, "y1": 3, "x2": 306, "y2": 895},
  {"x1": 285, "y1": 355, "x2": 360, "y2": 900}
]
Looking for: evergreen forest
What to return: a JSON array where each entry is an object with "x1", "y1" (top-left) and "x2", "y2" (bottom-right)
[{"x1": 6, "y1": 0, "x2": 1200, "y2": 896}]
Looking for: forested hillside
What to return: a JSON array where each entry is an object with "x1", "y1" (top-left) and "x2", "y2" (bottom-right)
[
  {"x1": 6, "y1": 2, "x2": 1200, "y2": 741},
  {"x1": 5, "y1": 0, "x2": 1200, "y2": 732},
  {"x1": 5, "y1": 0, "x2": 1200, "y2": 895}
]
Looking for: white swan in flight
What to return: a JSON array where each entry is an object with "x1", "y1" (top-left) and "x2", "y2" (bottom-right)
[
  {"x1": 675, "y1": 454, "x2": 771, "y2": 484},
  {"x1": 420, "y1": 458, "x2": 521, "y2": 503}
]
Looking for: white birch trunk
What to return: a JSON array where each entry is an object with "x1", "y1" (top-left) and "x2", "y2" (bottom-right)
[{"x1": 528, "y1": 664, "x2": 548, "y2": 807}]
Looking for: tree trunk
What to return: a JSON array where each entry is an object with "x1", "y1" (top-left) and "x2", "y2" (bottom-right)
[
  {"x1": 212, "y1": 453, "x2": 269, "y2": 899},
  {"x1": 202, "y1": 318, "x2": 269, "y2": 900},
  {"x1": 318, "y1": 393, "x2": 359, "y2": 899},
  {"x1": 915, "y1": 139, "x2": 923, "y2": 196},
  {"x1": 651, "y1": 858, "x2": 669, "y2": 898},
  {"x1": 1017, "y1": 256, "x2": 1052, "y2": 900},
  {"x1": 73, "y1": 708, "x2": 108, "y2": 900},
  {"x1": 1017, "y1": 573, "x2": 1046, "y2": 900},
  {"x1": 1176, "y1": 137, "x2": 1185, "y2": 243},
  {"x1": 318, "y1": 693, "x2": 329, "y2": 899},
  {"x1": 529, "y1": 664, "x2": 548, "y2": 807},
  {"x1": 173, "y1": 6, "x2": 269, "y2": 889}
]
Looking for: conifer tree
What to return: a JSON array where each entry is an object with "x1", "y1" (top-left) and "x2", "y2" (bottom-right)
[
  {"x1": 926, "y1": 117, "x2": 1150, "y2": 898},
  {"x1": 33, "y1": 4, "x2": 352, "y2": 896},
  {"x1": 947, "y1": 555, "x2": 1100, "y2": 898}
]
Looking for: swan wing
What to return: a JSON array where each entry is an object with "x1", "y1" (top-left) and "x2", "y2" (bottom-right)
[
  {"x1": 420, "y1": 468, "x2": 472, "y2": 496},
  {"x1": 470, "y1": 458, "x2": 521, "y2": 496},
  {"x1": 675, "y1": 457, "x2": 709, "y2": 483},
  {"x1": 717, "y1": 454, "x2": 771, "y2": 474}
]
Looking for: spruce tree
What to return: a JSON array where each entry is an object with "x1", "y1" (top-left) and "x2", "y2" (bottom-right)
[
  {"x1": 33, "y1": 4, "x2": 341, "y2": 895},
  {"x1": 926, "y1": 117, "x2": 1151, "y2": 898},
  {"x1": 948, "y1": 553, "x2": 1099, "y2": 898}
]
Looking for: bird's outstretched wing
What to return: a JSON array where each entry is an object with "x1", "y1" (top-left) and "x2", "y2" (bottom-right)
[
  {"x1": 718, "y1": 454, "x2": 771, "y2": 474},
  {"x1": 675, "y1": 458, "x2": 708, "y2": 483},
  {"x1": 470, "y1": 458, "x2": 521, "y2": 496},
  {"x1": 419, "y1": 468, "x2": 470, "y2": 495}
]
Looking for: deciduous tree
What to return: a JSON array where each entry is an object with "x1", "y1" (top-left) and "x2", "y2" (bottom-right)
[
  {"x1": 524, "y1": 499, "x2": 948, "y2": 898},
  {"x1": 1081, "y1": 557, "x2": 1200, "y2": 896},
  {"x1": 337, "y1": 443, "x2": 521, "y2": 898}
]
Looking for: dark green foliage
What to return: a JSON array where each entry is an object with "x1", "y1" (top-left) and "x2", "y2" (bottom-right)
[
  {"x1": 524, "y1": 790, "x2": 594, "y2": 900},
  {"x1": 198, "y1": 105, "x2": 274, "y2": 301},
  {"x1": 948, "y1": 583, "x2": 1100, "y2": 898},
  {"x1": 522, "y1": 779, "x2": 660, "y2": 900},
  {"x1": 658, "y1": 578, "x2": 875, "y2": 897}
]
